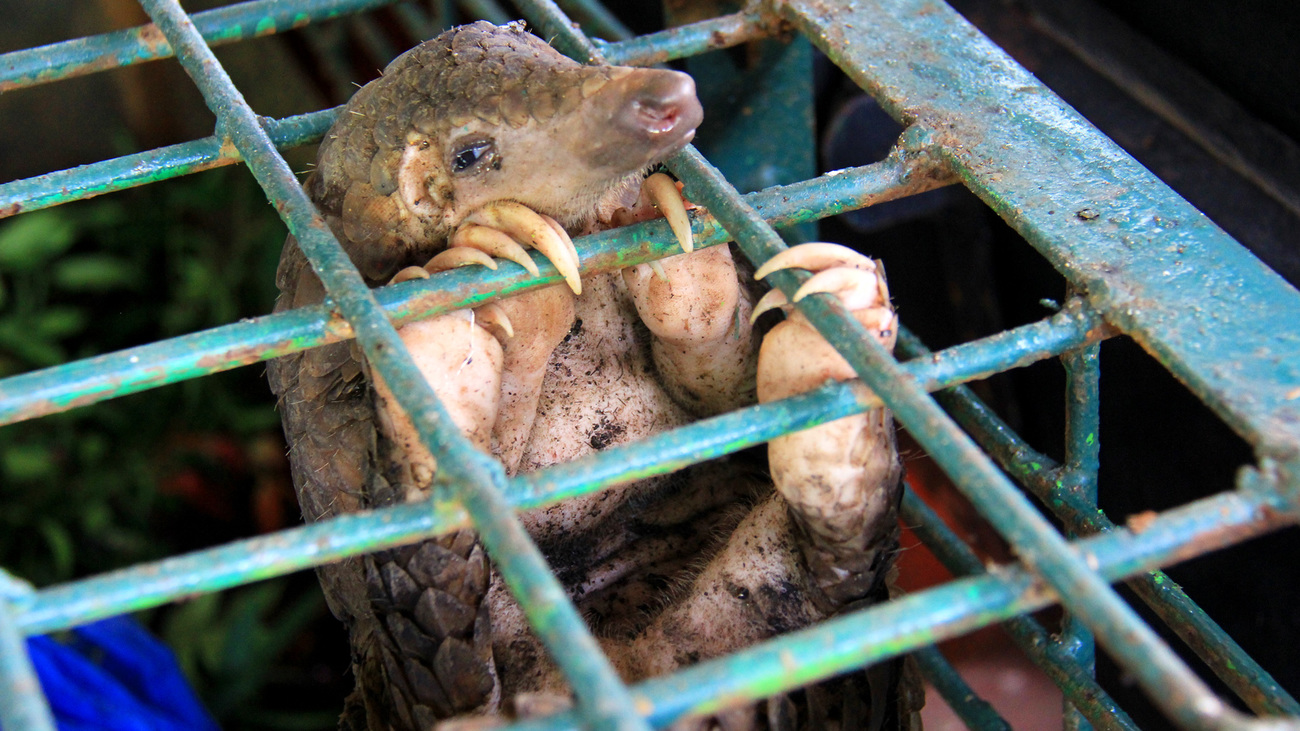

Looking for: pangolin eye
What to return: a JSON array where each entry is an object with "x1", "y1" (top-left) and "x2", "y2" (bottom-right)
[{"x1": 451, "y1": 140, "x2": 495, "y2": 173}]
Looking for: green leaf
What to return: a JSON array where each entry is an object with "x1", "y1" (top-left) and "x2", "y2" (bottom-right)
[
  {"x1": 53, "y1": 255, "x2": 141, "y2": 291},
  {"x1": 35, "y1": 307, "x2": 88, "y2": 339},
  {"x1": 0, "y1": 211, "x2": 78, "y2": 271},
  {"x1": 2, "y1": 443, "x2": 56, "y2": 481},
  {"x1": 37, "y1": 518, "x2": 75, "y2": 578},
  {"x1": 0, "y1": 319, "x2": 65, "y2": 366},
  {"x1": 163, "y1": 592, "x2": 223, "y2": 681}
]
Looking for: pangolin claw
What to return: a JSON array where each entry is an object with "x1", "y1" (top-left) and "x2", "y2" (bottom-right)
[
  {"x1": 452, "y1": 224, "x2": 540, "y2": 277},
  {"x1": 465, "y1": 201, "x2": 583, "y2": 295},
  {"x1": 753, "y1": 242, "x2": 876, "y2": 281},
  {"x1": 793, "y1": 267, "x2": 881, "y2": 311},
  {"x1": 425, "y1": 246, "x2": 499, "y2": 273},
  {"x1": 643, "y1": 172, "x2": 693, "y2": 254},
  {"x1": 474, "y1": 302, "x2": 515, "y2": 340},
  {"x1": 391, "y1": 265, "x2": 432, "y2": 284},
  {"x1": 749, "y1": 288, "x2": 789, "y2": 324},
  {"x1": 752, "y1": 242, "x2": 889, "y2": 315}
]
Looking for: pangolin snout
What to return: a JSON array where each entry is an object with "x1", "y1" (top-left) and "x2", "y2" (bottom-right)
[{"x1": 607, "y1": 69, "x2": 703, "y2": 160}]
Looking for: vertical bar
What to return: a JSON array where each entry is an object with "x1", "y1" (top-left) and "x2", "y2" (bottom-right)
[
  {"x1": 668, "y1": 135, "x2": 1266, "y2": 729},
  {"x1": 912, "y1": 646, "x2": 1011, "y2": 730},
  {"x1": 0, "y1": 593, "x2": 56, "y2": 731},
  {"x1": 900, "y1": 328, "x2": 1300, "y2": 718},
  {"x1": 132, "y1": 2, "x2": 649, "y2": 729},
  {"x1": 1062, "y1": 341, "x2": 1101, "y2": 731},
  {"x1": 901, "y1": 491, "x2": 1140, "y2": 731}
]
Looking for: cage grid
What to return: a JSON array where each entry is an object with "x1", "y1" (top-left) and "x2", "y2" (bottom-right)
[{"x1": 0, "y1": 0, "x2": 1298, "y2": 729}]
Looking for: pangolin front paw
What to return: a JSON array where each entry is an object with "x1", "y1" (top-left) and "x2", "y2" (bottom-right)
[
  {"x1": 753, "y1": 243, "x2": 897, "y2": 403},
  {"x1": 372, "y1": 200, "x2": 588, "y2": 490},
  {"x1": 620, "y1": 175, "x2": 759, "y2": 415},
  {"x1": 754, "y1": 243, "x2": 901, "y2": 608}
]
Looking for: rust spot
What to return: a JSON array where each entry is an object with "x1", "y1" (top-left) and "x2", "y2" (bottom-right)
[
  {"x1": 0, "y1": 202, "x2": 23, "y2": 219},
  {"x1": 138, "y1": 24, "x2": 169, "y2": 54},
  {"x1": 1126, "y1": 510, "x2": 1158, "y2": 534}
]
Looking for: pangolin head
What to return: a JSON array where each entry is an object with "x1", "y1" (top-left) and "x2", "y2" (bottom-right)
[{"x1": 309, "y1": 21, "x2": 703, "y2": 283}]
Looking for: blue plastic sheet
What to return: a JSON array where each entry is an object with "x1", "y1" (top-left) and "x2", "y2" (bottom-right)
[{"x1": 26, "y1": 616, "x2": 217, "y2": 731}]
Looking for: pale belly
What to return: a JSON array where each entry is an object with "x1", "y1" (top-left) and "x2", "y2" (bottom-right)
[
  {"x1": 491, "y1": 272, "x2": 764, "y2": 647},
  {"x1": 517, "y1": 271, "x2": 693, "y2": 473}
]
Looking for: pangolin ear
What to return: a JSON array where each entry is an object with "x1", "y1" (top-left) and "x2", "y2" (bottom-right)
[{"x1": 397, "y1": 134, "x2": 452, "y2": 221}]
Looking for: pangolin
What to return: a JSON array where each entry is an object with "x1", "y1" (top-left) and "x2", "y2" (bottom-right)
[{"x1": 268, "y1": 20, "x2": 914, "y2": 731}]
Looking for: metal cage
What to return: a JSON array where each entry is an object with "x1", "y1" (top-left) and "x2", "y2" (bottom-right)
[{"x1": 2, "y1": 0, "x2": 1298, "y2": 729}]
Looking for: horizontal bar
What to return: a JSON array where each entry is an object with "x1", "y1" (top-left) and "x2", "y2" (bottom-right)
[
  {"x1": 0, "y1": 147, "x2": 951, "y2": 426},
  {"x1": 499, "y1": 486, "x2": 1295, "y2": 730},
  {"x1": 599, "y1": 12, "x2": 770, "y2": 67},
  {"x1": 15, "y1": 303, "x2": 1102, "y2": 635},
  {"x1": 669, "y1": 85, "x2": 1276, "y2": 731},
  {"x1": 0, "y1": 108, "x2": 336, "y2": 218},
  {"x1": 784, "y1": 0, "x2": 1300, "y2": 457},
  {"x1": 0, "y1": 0, "x2": 400, "y2": 92},
  {"x1": 902, "y1": 490, "x2": 1138, "y2": 731},
  {"x1": 0, "y1": 9, "x2": 781, "y2": 219},
  {"x1": 897, "y1": 329, "x2": 1300, "y2": 719}
]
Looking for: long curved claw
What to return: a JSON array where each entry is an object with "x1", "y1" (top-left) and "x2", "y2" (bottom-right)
[
  {"x1": 474, "y1": 302, "x2": 515, "y2": 341},
  {"x1": 451, "y1": 224, "x2": 539, "y2": 277},
  {"x1": 540, "y1": 213, "x2": 583, "y2": 280},
  {"x1": 793, "y1": 268, "x2": 881, "y2": 311},
  {"x1": 749, "y1": 288, "x2": 790, "y2": 324},
  {"x1": 425, "y1": 246, "x2": 499, "y2": 274},
  {"x1": 643, "y1": 172, "x2": 693, "y2": 253},
  {"x1": 467, "y1": 201, "x2": 582, "y2": 295},
  {"x1": 390, "y1": 265, "x2": 431, "y2": 284},
  {"x1": 753, "y1": 242, "x2": 876, "y2": 281}
]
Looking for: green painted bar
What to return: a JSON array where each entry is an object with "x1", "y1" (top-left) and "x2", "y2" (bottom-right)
[
  {"x1": 500, "y1": 486, "x2": 1294, "y2": 731},
  {"x1": 901, "y1": 490, "x2": 1139, "y2": 731},
  {"x1": 896, "y1": 329, "x2": 1300, "y2": 718},
  {"x1": 557, "y1": 0, "x2": 634, "y2": 42},
  {"x1": 512, "y1": 0, "x2": 605, "y2": 63},
  {"x1": 779, "y1": 0, "x2": 1300, "y2": 459},
  {"x1": 0, "y1": 0, "x2": 400, "y2": 91},
  {"x1": 14, "y1": 306, "x2": 1099, "y2": 635},
  {"x1": 1062, "y1": 342, "x2": 1102, "y2": 731},
  {"x1": 0, "y1": 575, "x2": 55, "y2": 731},
  {"x1": 599, "y1": 13, "x2": 768, "y2": 67},
  {"x1": 912, "y1": 646, "x2": 1010, "y2": 731},
  {"x1": 666, "y1": 43, "x2": 1286, "y2": 731},
  {"x1": 0, "y1": 108, "x2": 337, "y2": 218},
  {"x1": 12, "y1": 465, "x2": 1290, "y2": 728},
  {"x1": 0, "y1": 151, "x2": 950, "y2": 426}
]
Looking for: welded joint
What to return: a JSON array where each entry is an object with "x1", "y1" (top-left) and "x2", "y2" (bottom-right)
[{"x1": 1237, "y1": 458, "x2": 1300, "y2": 521}]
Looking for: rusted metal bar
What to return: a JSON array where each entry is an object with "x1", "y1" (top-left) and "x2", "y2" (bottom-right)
[
  {"x1": 902, "y1": 490, "x2": 1138, "y2": 731},
  {"x1": 0, "y1": 573, "x2": 55, "y2": 731},
  {"x1": 895, "y1": 330, "x2": 1300, "y2": 718},
  {"x1": 912, "y1": 647, "x2": 1011, "y2": 730},
  {"x1": 0, "y1": 147, "x2": 951, "y2": 426},
  {"x1": 1062, "y1": 339, "x2": 1102, "y2": 731},
  {"x1": 0, "y1": 0, "x2": 400, "y2": 92},
  {"x1": 492, "y1": 486, "x2": 1296, "y2": 730},
  {"x1": 0, "y1": 108, "x2": 336, "y2": 218},
  {"x1": 13, "y1": 305, "x2": 1101, "y2": 635}
]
